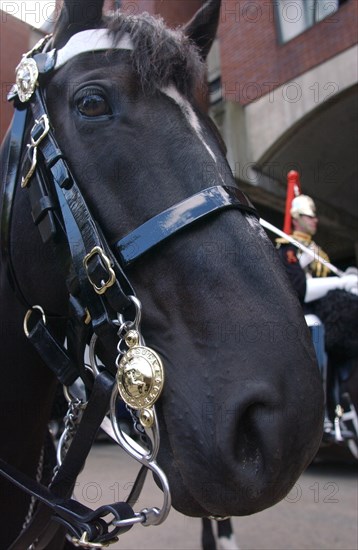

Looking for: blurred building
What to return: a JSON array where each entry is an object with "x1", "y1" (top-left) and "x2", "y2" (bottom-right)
[
  {"x1": 1, "y1": 1, "x2": 357, "y2": 263},
  {"x1": 208, "y1": 0, "x2": 357, "y2": 264}
]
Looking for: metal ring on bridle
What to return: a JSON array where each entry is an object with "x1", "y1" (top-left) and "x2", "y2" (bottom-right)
[
  {"x1": 114, "y1": 295, "x2": 142, "y2": 333},
  {"x1": 88, "y1": 333, "x2": 104, "y2": 378},
  {"x1": 23, "y1": 305, "x2": 46, "y2": 338}
]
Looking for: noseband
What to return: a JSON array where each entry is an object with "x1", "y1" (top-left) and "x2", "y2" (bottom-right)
[{"x1": 0, "y1": 32, "x2": 258, "y2": 548}]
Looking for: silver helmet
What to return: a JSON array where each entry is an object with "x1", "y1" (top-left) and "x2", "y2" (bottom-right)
[{"x1": 290, "y1": 195, "x2": 316, "y2": 218}]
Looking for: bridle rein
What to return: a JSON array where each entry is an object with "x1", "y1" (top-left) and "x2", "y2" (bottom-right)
[{"x1": 0, "y1": 31, "x2": 258, "y2": 548}]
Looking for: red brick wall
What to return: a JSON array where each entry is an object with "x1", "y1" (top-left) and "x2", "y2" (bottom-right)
[
  {"x1": 109, "y1": 1, "x2": 202, "y2": 26},
  {"x1": 119, "y1": 1, "x2": 156, "y2": 15},
  {"x1": 219, "y1": 0, "x2": 357, "y2": 105},
  {"x1": 0, "y1": 11, "x2": 32, "y2": 139},
  {"x1": 153, "y1": 0, "x2": 202, "y2": 26},
  {"x1": 56, "y1": 1, "x2": 204, "y2": 25}
]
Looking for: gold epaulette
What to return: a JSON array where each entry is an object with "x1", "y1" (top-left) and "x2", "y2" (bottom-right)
[{"x1": 292, "y1": 230, "x2": 312, "y2": 246}]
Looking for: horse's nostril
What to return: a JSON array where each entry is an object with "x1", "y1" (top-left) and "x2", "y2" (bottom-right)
[
  {"x1": 234, "y1": 403, "x2": 265, "y2": 467},
  {"x1": 219, "y1": 391, "x2": 285, "y2": 477}
]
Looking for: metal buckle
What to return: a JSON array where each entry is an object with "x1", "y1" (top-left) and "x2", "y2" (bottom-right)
[
  {"x1": 72, "y1": 531, "x2": 117, "y2": 548},
  {"x1": 30, "y1": 114, "x2": 50, "y2": 147},
  {"x1": 21, "y1": 115, "x2": 50, "y2": 188},
  {"x1": 83, "y1": 246, "x2": 116, "y2": 295},
  {"x1": 21, "y1": 146, "x2": 38, "y2": 189}
]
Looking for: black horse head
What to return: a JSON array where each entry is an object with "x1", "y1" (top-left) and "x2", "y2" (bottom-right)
[{"x1": 0, "y1": 0, "x2": 323, "y2": 543}]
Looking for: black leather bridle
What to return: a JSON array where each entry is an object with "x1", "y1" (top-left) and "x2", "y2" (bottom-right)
[{"x1": 0, "y1": 33, "x2": 258, "y2": 548}]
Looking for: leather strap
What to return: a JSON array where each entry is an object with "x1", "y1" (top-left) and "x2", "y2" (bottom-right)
[
  {"x1": 0, "y1": 108, "x2": 30, "y2": 306},
  {"x1": 115, "y1": 185, "x2": 258, "y2": 265},
  {"x1": 29, "y1": 88, "x2": 135, "y2": 316},
  {"x1": 3, "y1": 371, "x2": 134, "y2": 549},
  {"x1": 26, "y1": 316, "x2": 78, "y2": 386}
]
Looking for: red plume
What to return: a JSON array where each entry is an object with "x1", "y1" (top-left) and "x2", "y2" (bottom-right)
[{"x1": 283, "y1": 170, "x2": 302, "y2": 234}]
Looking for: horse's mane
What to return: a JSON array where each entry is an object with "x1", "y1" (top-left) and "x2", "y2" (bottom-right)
[{"x1": 104, "y1": 11, "x2": 205, "y2": 97}]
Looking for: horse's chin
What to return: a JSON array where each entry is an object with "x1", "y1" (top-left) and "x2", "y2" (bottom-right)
[
  {"x1": 156, "y1": 415, "x2": 303, "y2": 518},
  {"x1": 156, "y1": 445, "x2": 268, "y2": 518},
  {"x1": 154, "y1": 421, "x2": 220, "y2": 517},
  {"x1": 156, "y1": 443, "x2": 212, "y2": 518},
  {"x1": 156, "y1": 429, "x2": 259, "y2": 519},
  {"x1": 157, "y1": 451, "x2": 289, "y2": 519}
]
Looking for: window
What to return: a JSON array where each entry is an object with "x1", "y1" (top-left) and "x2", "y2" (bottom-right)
[{"x1": 275, "y1": 0, "x2": 348, "y2": 43}]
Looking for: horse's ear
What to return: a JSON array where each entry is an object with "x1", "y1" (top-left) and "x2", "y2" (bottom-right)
[
  {"x1": 183, "y1": 0, "x2": 221, "y2": 59},
  {"x1": 53, "y1": 0, "x2": 105, "y2": 48}
]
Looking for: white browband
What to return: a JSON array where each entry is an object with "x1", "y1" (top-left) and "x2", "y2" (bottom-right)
[{"x1": 49, "y1": 29, "x2": 133, "y2": 71}]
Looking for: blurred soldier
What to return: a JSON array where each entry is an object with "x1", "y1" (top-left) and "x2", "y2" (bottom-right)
[
  {"x1": 276, "y1": 171, "x2": 358, "y2": 441},
  {"x1": 276, "y1": 173, "x2": 357, "y2": 305}
]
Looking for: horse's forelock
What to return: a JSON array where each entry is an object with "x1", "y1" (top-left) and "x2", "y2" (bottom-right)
[{"x1": 104, "y1": 11, "x2": 205, "y2": 97}]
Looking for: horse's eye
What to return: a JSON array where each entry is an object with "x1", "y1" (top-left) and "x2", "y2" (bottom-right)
[{"x1": 76, "y1": 93, "x2": 111, "y2": 117}]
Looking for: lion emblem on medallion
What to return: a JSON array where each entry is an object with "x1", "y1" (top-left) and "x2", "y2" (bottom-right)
[{"x1": 116, "y1": 346, "x2": 164, "y2": 410}]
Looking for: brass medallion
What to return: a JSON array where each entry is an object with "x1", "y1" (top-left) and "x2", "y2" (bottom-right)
[
  {"x1": 16, "y1": 58, "x2": 39, "y2": 102},
  {"x1": 116, "y1": 345, "x2": 164, "y2": 410}
]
